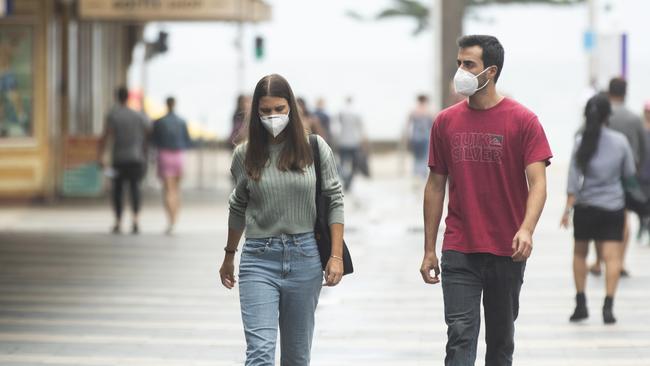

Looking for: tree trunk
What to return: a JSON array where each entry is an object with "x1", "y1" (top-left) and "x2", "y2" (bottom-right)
[{"x1": 439, "y1": 0, "x2": 467, "y2": 108}]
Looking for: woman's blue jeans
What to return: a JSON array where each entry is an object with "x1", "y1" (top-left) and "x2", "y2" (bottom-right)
[{"x1": 239, "y1": 232, "x2": 323, "y2": 366}]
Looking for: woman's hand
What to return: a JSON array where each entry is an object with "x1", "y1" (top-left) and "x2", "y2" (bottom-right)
[
  {"x1": 560, "y1": 208, "x2": 572, "y2": 229},
  {"x1": 219, "y1": 256, "x2": 237, "y2": 289},
  {"x1": 560, "y1": 213, "x2": 570, "y2": 228},
  {"x1": 324, "y1": 257, "x2": 344, "y2": 287}
]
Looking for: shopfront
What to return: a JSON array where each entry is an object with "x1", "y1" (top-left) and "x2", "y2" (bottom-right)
[{"x1": 0, "y1": 0, "x2": 269, "y2": 200}]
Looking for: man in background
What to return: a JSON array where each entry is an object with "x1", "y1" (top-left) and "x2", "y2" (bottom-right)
[{"x1": 98, "y1": 86, "x2": 150, "y2": 234}]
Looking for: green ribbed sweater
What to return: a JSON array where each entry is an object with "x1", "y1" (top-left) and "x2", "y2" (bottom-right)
[{"x1": 228, "y1": 135, "x2": 344, "y2": 238}]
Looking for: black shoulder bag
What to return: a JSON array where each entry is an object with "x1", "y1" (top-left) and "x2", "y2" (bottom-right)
[
  {"x1": 624, "y1": 175, "x2": 650, "y2": 217},
  {"x1": 309, "y1": 135, "x2": 354, "y2": 275}
]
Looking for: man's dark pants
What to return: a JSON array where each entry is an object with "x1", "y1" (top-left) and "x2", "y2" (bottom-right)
[
  {"x1": 112, "y1": 162, "x2": 144, "y2": 220},
  {"x1": 441, "y1": 250, "x2": 525, "y2": 366}
]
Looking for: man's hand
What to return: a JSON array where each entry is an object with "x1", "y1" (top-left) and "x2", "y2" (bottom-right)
[
  {"x1": 512, "y1": 229, "x2": 533, "y2": 262},
  {"x1": 420, "y1": 253, "x2": 441, "y2": 284}
]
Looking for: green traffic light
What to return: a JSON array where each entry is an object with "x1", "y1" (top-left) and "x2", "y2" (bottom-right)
[{"x1": 255, "y1": 36, "x2": 264, "y2": 60}]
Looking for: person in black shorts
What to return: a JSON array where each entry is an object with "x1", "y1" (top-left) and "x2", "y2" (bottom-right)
[{"x1": 561, "y1": 93, "x2": 635, "y2": 324}]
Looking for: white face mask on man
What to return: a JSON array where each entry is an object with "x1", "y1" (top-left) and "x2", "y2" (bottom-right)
[
  {"x1": 453, "y1": 66, "x2": 494, "y2": 97},
  {"x1": 260, "y1": 112, "x2": 290, "y2": 137}
]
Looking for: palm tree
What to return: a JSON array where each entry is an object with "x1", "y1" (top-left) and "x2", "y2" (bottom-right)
[{"x1": 358, "y1": 0, "x2": 584, "y2": 107}]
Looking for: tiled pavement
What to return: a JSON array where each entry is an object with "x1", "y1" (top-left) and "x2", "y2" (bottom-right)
[{"x1": 0, "y1": 156, "x2": 649, "y2": 365}]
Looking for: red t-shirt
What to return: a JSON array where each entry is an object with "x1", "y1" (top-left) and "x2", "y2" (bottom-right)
[{"x1": 428, "y1": 98, "x2": 553, "y2": 256}]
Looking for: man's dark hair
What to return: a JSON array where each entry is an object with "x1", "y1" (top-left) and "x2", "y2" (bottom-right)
[
  {"x1": 417, "y1": 94, "x2": 429, "y2": 103},
  {"x1": 457, "y1": 35, "x2": 505, "y2": 82},
  {"x1": 166, "y1": 96, "x2": 176, "y2": 110},
  {"x1": 116, "y1": 86, "x2": 128, "y2": 104},
  {"x1": 608, "y1": 77, "x2": 627, "y2": 98}
]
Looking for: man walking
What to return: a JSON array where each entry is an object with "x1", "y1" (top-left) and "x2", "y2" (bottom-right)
[
  {"x1": 313, "y1": 97, "x2": 332, "y2": 143},
  {"x1": 336, "y1": 96, "x2": 366, "y2": 191},
  {"x1": 420, "y1": 35, "x2": 552, "y2": 366},
  {"x1": 97, "y1": 86, "x2": 150, "y2": 234}
]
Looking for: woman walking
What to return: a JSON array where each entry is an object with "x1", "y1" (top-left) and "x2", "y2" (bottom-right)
[
  {"x1": 152, "y1": 96, "x2": 192, "y2": 235},
  {"x1": 219, "y1": 74, "x2": 345, "y2": 365},
  {"x1": 561, "y1": 93, "x2": 635, "y2": 324}
]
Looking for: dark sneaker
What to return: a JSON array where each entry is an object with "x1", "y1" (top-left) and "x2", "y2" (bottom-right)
[
  {"x1": 603, "y1": 296, "x2": 616, "y2": 324},
  {"x1": 570, "y1": 306, "x2": 588, "y2": 322},
  {"x1": 570, "y1": 293, "x2": 588, "y2": 322},
  {"x1": 603, "y1": 307, "x2": 616, "y2": 324}
]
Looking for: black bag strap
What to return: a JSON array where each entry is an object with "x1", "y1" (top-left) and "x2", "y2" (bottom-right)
[{"x1": 309, "y1": 134, "x2": 322, "y2": 196}]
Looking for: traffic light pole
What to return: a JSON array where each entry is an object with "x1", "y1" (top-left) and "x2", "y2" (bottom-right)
[
  {"x1": 236, "y1": 0, "x2": 246, "y2": 94},
  {"x1": 431, "y1": 0, "x2": 442, "y2": 113},
  {"x1": 236, "y1": 20, "x2": 245, "y2": 93}
]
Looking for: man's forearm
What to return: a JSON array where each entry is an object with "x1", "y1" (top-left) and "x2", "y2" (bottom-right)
[
  {"x1": 424, "y1": 178, "x2": 446, "y2": 254},
  {"x1": 520, "y1": 180, "x2": 547, "y2": 234}
]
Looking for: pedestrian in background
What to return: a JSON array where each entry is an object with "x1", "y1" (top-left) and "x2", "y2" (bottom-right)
[
  {"x1": 313, "y1": 97, "x2": 332, "y2": 143},
  {"x1": 152, "y1": 96, "x2": 193, "y2": 235},
  {"x1": 219, "y1": 74, "x2": 345, "y2": 365},
  {"x1": 297, "y1": 97, "x2": 327, "y2": 139},
  {"x1": 405, "y1": 94, "x2": 435, "y2": 180},
  {"x1": 421, "y1": 35, "x2": 552, "y2": 365},
  {"x1": 97, "y1": 86, "x2": 150, "y2": 234},
  {"x1": 561, "y1": 93, "x2": 634, "y2": 324},
  {"x1": 589, "y1": 77, "x2": 644, "y2": 277},
  {"x1": 229, "y1": 94, "x2": 251, "y2": 148},
  {"x1": 336, "y1": 96, "x2": 367, "y2": 192},
  {"x1": 637, "y1": 100, "x2": 650, "y2": 243}
]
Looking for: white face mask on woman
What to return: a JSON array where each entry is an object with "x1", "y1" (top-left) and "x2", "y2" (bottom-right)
[
  {"x1": 260, "y1": 112, "x2": 290, "y2": 137},
  {"x1": 453, "y1": 66, "x2": 494, "y2": 97}
]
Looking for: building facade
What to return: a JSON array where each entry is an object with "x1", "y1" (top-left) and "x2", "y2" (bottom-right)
[{"x1": 0, "y1": 0, "x2": 269, "y2": 200}]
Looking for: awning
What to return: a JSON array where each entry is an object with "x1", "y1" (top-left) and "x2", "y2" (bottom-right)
[{"x1": 78, "y1": 0, "x2": 271, "y2": 22}]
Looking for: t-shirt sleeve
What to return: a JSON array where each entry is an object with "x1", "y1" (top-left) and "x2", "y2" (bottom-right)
[
  {"x1": 523, "y1": 116, "x2": 553, "y2": 167},
  {"x1": 427, "y1": 116, "x2": 448, "y2": 175}
]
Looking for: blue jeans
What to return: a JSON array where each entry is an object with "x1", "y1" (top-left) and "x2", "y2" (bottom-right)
[
  {"x1": 239, "y1": 232, "x2": 323, "y2": 366},
  {"x1": 441, "y1": 250, "x2": 525, "y2": 366}
]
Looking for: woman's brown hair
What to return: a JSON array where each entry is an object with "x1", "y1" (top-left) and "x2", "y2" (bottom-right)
[{"x1": 244, "y1": 74, "x2": 313, "y2": 181}]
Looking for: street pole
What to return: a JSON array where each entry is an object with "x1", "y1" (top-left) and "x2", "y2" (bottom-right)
[
  {"x1": 236, "y1": 0, "x2": 245, "y2": 94},
  {"x1": 141, "y1": 48, "x2": 148, "y2": 112},
  {"x1": 431, "y1": 0, "x2": 442, "y2": 113},
  {"x1": 587, "y1": 0, "x2": 598, "y2": 88}
]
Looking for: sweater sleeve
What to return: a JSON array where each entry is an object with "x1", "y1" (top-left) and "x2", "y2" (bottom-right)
[
  {"x1": 317, "y1": 135, "x2": 345, "y2": 225},
  {"x1": 228, "y1": 145, "x2": 249, "y2": 231}
]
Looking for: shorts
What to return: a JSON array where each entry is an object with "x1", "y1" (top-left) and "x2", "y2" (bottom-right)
[
  {"x1": 157, "y1": 149, "x2": 184, "y2": 178},
  {"x1": 573, "y1": 205, "x2": 624, "y2": 241}
]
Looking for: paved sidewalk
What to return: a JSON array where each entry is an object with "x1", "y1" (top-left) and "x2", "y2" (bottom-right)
[{"x1": 0, "y1": 155, "x2": 649, "y2": 365}]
